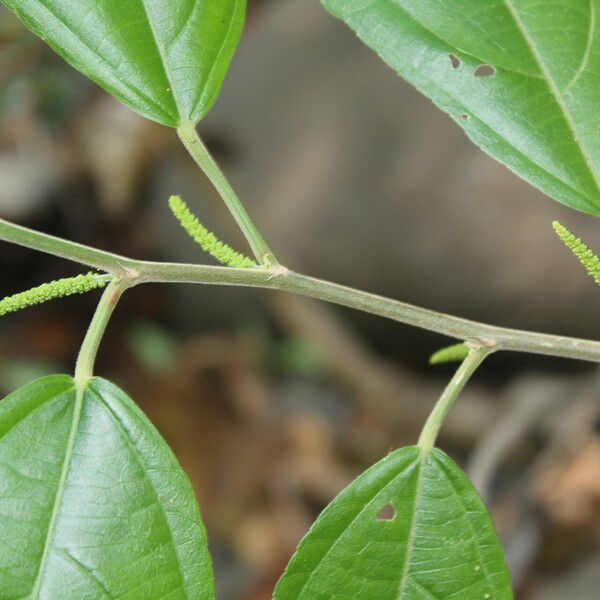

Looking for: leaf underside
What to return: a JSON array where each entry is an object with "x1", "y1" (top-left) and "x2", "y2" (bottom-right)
[
  {"x1": 0, "y1": 375, "x2": 214, "y2": 599},
  {"x1": 1, "y1": 0, "x2": 246, "y2": 127},
  {"x1": 274, "y1": 446, "x2": 513, "y2": 600},
  {"x1": 323, "y1": 0, "x2": 600, "y2": 216}
]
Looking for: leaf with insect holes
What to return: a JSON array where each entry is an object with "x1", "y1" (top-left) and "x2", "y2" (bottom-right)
[
  {"x1": 1, "y1": 0, "x2": 245, "y2": 127},
  {"x1": 274, "y1": 445, "x2": 513, "y2": 600},
  {"x1": 322, "y1": 0, "x2": 600, "y2": 216},
  {"x1": 0, "y1": 375, "x2": 214, "y2": 599}
]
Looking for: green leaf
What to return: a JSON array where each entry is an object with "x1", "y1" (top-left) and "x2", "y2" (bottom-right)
[
  {"x1": 274, "y1": 446, "x2": 513, "y2": 600},
  {"x1": 322, "y1": 0, "x2": 600, "y2": 216},
  {"x1": 0, "y1": 375, "x2": 214, "y2": 599},
  {"x1": 1, "y1": 0, "x2": 246, "y2": 127}
]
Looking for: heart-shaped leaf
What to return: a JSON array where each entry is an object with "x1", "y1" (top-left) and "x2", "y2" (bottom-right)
[
  {"x1": 1, "y1": 0, "x2": 246, "y2": 127},
  {"x1": 323, "y1": 0, "x2": 600, "y2": 216},
  {"x1": 275, "y1": 446, "x2": 513, "y2": 600},
  {"x1": 0, "y1": 375, "x2": 214, "y2": 599}
]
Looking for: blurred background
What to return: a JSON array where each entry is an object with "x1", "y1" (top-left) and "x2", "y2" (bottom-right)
[{"x1": 1, "y1": 1, "x2": 599, "y2": 598}]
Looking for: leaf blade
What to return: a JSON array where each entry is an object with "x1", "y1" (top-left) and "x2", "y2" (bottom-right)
[
  {"x1": 0, "y1": 375, "x2": 214, "y2": 599},
  {"x1": 322, "y1": 0, "x2": 600, "y2": 215},
  {"x1": 274, "y1": 446, "x2": 513, "y2": 600},
  {"x1": 1, "y1": 0, "x2": 246, "y2": 126}
]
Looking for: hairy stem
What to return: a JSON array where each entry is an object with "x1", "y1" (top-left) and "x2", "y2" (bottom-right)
[
  {"x1": 177, "y1": 121, "x2": 278, "y2": 267},
  {"x1": 74, "y1": 279, "x2": 127, "y2": 385},
  {"x1": 1, "y1": 216, "x2": 600, "y2": 363},
  {"x1": 0, "y1": 216, "x2": 139, "y2": 275},
  {"x1": 418, "y1": 346, "x2": 490, "y2": 451}
]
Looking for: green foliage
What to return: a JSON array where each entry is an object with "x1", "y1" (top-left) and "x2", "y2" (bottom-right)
[
  {"x1": 322, "y1": 0, "x2": 600, "y2": 216},
  {"x1": 5, "y1": 1, "x2": 595, "y2": 598},
  {"x1": 429, "y1": 342, "x2": 469, "y2": 364},
  {"x1": 0, "y1": 272, "x2": 109, "y2": 316},
  {"x1": 0, "y1": 0, "x2": 246, "y2": 127},
  {"x1": 553, "y1": 221, "x2": 600, "y2": 285},
  {"x1": 275, "y1": 446, "x2": 512, "y2": 600},
  {"x1": 0, "y1": 375, "x2": 214, "y2": 599},
  {"x1": 169, "y1": 195, "x2": 256, "y2": 268}
]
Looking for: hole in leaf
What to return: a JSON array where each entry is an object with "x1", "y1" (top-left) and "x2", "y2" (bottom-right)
[
  {"x1": 449, "y1": 53, "x2": 461, "y2": 69},
  {"x1": 474, "y1": 64, "x2": 496, "y2": 77},
  {"x1": 376, "y1": 504, "x2": 396, "y2": 521},
  {"x1": 460, "y1": 113, "x2": 470, "y2": 120}
]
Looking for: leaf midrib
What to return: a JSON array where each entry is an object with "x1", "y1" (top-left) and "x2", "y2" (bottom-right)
[
  {"x1": 345, "y1": 0, "x2": 598, "y2": 208},
  {"x1": 190, "y1": 0, "x2": 242, "y2": 120},
  {"x1": 89, "y1": 383, "x2": 190, "y2": 599},
  {"x1": 396, "y1": 449, "x2": 427, "y2": 599},
  {"x1": 140, "y1": 0, "x2": 182, "y2": 122},
  {"x1": 27, "y1": 0, "x2": 175, "y2": 123},
  {"x1": 292, "y1": 451, "x2": 420, "y2": 599},
  {"x1": 501, "y1": 0, "x2": 600, "y2": 198},
  {"x1": 28, "y1": 381, "x2": 80, "y2": 599}
]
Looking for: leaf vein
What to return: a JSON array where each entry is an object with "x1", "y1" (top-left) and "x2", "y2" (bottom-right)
[
  {"x1": 563, "y1": 0, "x2": 595, "y2": 94},
  {"x1": 501, "y1": 0, "x2": 600, "y2": 197},
  {"x1": 88, "y1": 386, "x2": 190, "y2": 599},
  {"x1": 397, "y1": 450, "x2": 427, "y2": 599},
  {"x1": 21, "y1": 0, "x2": 175, "y2": 123},
  {"x1": 294, "y1": 452, "x2": 420, "y2": 598},
  {"x1": 56, "y1": 548, "x2": 112, "y2": 599},
  {"x1": 28, "y1": 385, "x2": 81, "y2": 599}
]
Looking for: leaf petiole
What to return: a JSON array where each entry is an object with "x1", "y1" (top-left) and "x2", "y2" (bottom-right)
[
  {"x1": 418, "y1": 345, "x2": 491, "y2": 451},
  {"x1": 74, "y1": 278, "x2": 128, "y2": 386},
  {"x1": 177, "y1": 121, "x2": 279, "y2": 267}
]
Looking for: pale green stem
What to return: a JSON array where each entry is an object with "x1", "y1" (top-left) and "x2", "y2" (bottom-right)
[
  {"x1": 0, "y1": 217, "x2": 139, "y2": 275},
  {"x1": 177, "y1": 121, "x2": 278, "y2": 267},
  {"x1": 418, "y1": 346, "x2": 491, "y2": 451},
  {"x1": 74, "y1": 279, "x2": 127, "y2": 386},
  {"x1": 1, "y1": 216, "x2": 600, "y2": 363}
]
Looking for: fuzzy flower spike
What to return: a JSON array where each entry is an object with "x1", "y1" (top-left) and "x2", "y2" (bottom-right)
[
  {"x1": 168, "y1": 195, "x2": 256, "y2": 268},
  {"x1": 553, "y1": 221, "x2": 600, "y2": 286},
  {"x1": 0, "y1": 272, "x2": 110, "y2": 317}
]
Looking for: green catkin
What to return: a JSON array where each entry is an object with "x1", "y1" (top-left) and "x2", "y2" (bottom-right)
[
  {"x1": 168, "y1": 195, "x2": 257, "y2": 268},
  {"x1": 429, "y1": 342, "x2": 469, "y2": 365},
  {"x1": 552, "y1": 221, "x2": 600, "y2": 286},
  {"x1": 0, "y1": 272, "x2": 109, "y2": 317}
]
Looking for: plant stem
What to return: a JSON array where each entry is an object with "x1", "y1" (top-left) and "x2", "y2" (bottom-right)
[
  {"x1": 418, "y1": 346, "x2": 490, "y2": 451},
  {"x1": 2, "y1": 216, "x2": 600, "y2": 363},
  {"x1": 0, "y1": 216, "x2": 139, "y2": 275},
  {"x1": 74, "y1": 279, "x2": 126, "y2": 386},
  {"x1": 177, "y1": 121, "x2": 278, "y2": 267}
]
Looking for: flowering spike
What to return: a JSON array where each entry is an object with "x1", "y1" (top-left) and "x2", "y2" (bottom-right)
[
  {"x1": 0, "y1": 272, "x2": 110, "y2": 317},
  {"x1": 168, "y1": 195, "x2": 256, "y2": 268},
  {"x1": 552, "y1": 221, "x2": 600, "y2": 286},
  {"x1": 429, "y1": 342, "x2": 469, "y2": 365}
]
